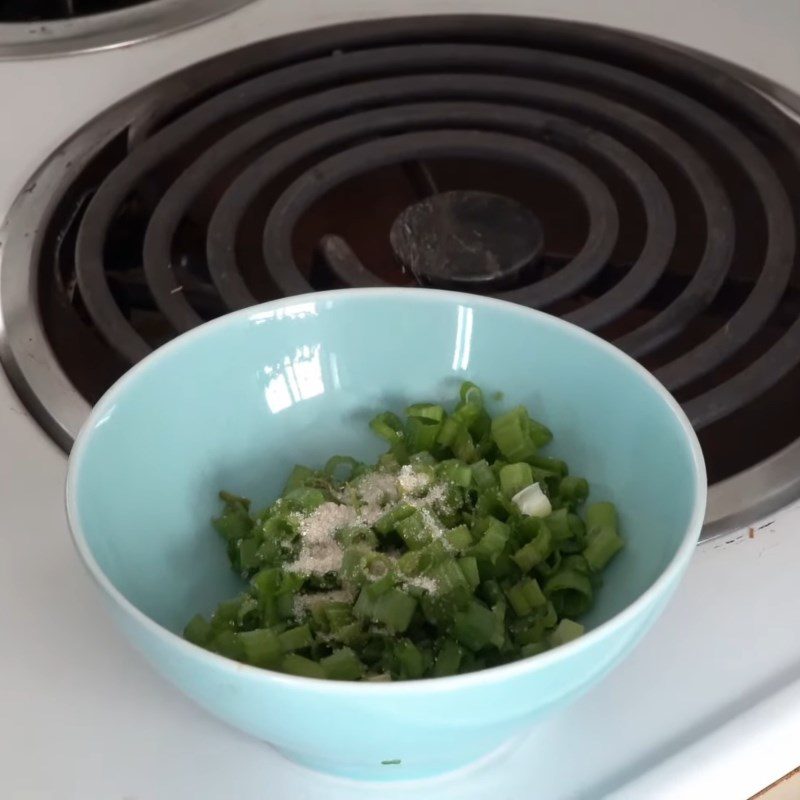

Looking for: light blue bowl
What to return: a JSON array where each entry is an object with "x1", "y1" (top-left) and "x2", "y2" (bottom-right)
[{"x1": 66, "y1": 288, "x2": 705, "y2": 781}]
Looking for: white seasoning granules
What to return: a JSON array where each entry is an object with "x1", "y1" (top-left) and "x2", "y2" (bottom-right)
[
  {"x1": 284, "y1": 468, "x2": 453, "y2": 578},
  {"x1": 397, "y1": 464, "x2": 431, "y2": 496},
  {"x1": 418, "y1": 508, "x2": 445, "y2": 540},
  {"x1": 285, "y1": 502, "x2": 357, "y2": 576},
  {"x1": 403, "y1": 575, "x2": 439, "y2": 593},
  {"x1": 356, "y1": 472, "x2": 399, "y2": 506},
  {"x1": 354, "y1": 472, "x2": 399, "y2": 526}
]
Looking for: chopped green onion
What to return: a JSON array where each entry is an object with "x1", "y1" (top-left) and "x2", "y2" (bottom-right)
[
  {"x1": 458, "y1": 556, "x2": 480, "y2": 591},
  {"x1": 558, "y1": 476, "x2": 589, "y2": 507},
  {"x1": 240, "y1": 628, "x2": 283, "y2": 668},
  {"x1": 322, "y1": 648, "x2": 364, "y2": 680},
  {"x1": 505, "y1": 577, "x2": 547, "y2": 616},
  {"x1": 549, "y1": 618, "x2": 585, "y2": 647},
  {"x1": 278, "y1": 624, "x2": 313, "y2": 652},
  {"x1": 499, "y1": 462, "x2": 534, "y2": 498},
  {"x1": 445, "y1": 525, "x2": 473, "y2": 551},
  {"x1": 432, "y1": 639, "x2": 463, "y2": 677},
  {"x1": 545, "y1": 569, "x2": 594, "y2": 617},
  {"x1": 187, "y1": 381, "x2": 623, "y2": 680},
  {"x1": 374, "y1": 503, "x2": 415, "y2": 536},
  {"x1": 454, "y1": 600, "x2": 502, "y2": 651},
  {"x1": 584, "y1": 502, "x2": 624, "y2": 572},
  {"x1": 513, "y1": 524, "x2": 553, "y2": 572},
  {"x1": 184, "y1": 614, "x2": 211, "y2": 646},
  {"x1": 281, "y1": 653, "x2": 326, "y2": 679}
]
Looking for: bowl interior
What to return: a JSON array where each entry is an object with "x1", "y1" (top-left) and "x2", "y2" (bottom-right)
[{"x1": 69, "y1": 290, "x2": 702, "y2": 638}]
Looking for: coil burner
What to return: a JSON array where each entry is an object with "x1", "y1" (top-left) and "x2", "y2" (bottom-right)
[{"x1": 2, "y1": 16, "x2": 800, "y2": 538}]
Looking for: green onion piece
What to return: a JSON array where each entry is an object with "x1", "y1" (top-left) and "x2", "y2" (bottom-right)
[
  {"x1": 210, "y1": 595, "x2": 246, "y2": 631},
  {"x1": 545, "y1": 569, "x2": 593, "y2": 617},
  {"x1": 370, "y1": 411, "x2": 404, "y2": 444},
  {"x1": 219, "y1": 490, "x2": 251, "y2": 509},
  {"x1": 392, "y1": 640, "x2": 427, "y2": 679},
  {"x1": 321, "y1": 647, "x2": 364, "y2": 680},
  {"x1": 454, "y1": 600, "x2": 500, "y2": 651},
  {"x1": 335, "y1": 621, "x2": 367, "y2": 647},
  {"x1": 584, "y1": 502, "x2": 623, "y2": 572},
  {"x1": 527, "y1": 417, "x2": 553, "y2": 448},
  {"x1": 438, "y1": 460, "x2": 473, "y2": 488},
  {"x1": 561, "y1": 554, "x2": 590, "y2": 574},
  {"x1": 558, "y1": 476, "x2": 589, "y2": 506},
  {"x1": 542, "y1": 600, "x2": 558, "y2": 628},
  {"x1": 584, "y1": 525, "x2": 623, "y2": 572},
  {"x1": 336, "y1": 525, "x2": 378, "y2": 549},
  {"x1": 212, "y1": 503, "x2": 253, "y2": 542},
  {"x1": 365, "y1": 573, "x2": 395, "y2": 600},
  {"x1": 364, "y1": 551, "x2": 393, "y2": 581},
  {"x1": 545, "y1": 508, "x2": 570, "y2": 541},
  {"x1": 236, "y1": 595, "x2": 259, "y2": 627},
  {"x1": 471, "y1": 459, "x2": 498, "y2": 491},
  {"x1": 211, "y1": 630, "x2": 245, "y2": 661},
  {"x1": 432, "y1": 639, "x2": 463, "y2": 677},
  {"x1": 479, "y1": 578, "x2": 504, "y2": 606},
  {"x1": 184, "y1": 614, "x2": 211, "y2": 646},
  {"x1": 406, "y1": 403, "x2": 445, "y2": 423},
  {"x1": 436, "y1": 415, "x2": 462, "y2": 447},
  {"x1": 460, "y1": 381, "x2": 484, "y2": 407},
  {"x1": 281, "y1": 653, "x2": 326, "y2": 679},
  {"x1": 527, "y1": 454, "x2": 568, "y2": 477},
  {"x1": 469, "y1": 517, "x2": 510, "y2": 564},
  {"x1": 512, "y1": 524, "x2": 553, "y2": 572},
  {"x1": 321, "y1": 602, "x2": 353, "y2": 632},
  {"x1": 237, "y1": 538, "x2": 262, "y2": 572},
  {"x1": 257, "y1": 572, "x2": 303, "y2": 625},
  {"x1": 445, "y1": 525, "x2": 473, "y2": 552},
  {"x1": 549, "y1": 618, "x2": 585, "y2": 647},
  {"x1": 452, "y1": 428, "x2": 478, "y2": 463},
  {"x1": 395, "y1": 511, "x2": 433, "y2": 551},
  {"x1": 284, "y1": 487, "x2": 326, "y2": 513},
  {"x1": 505, "y1": 577, "x2": 547, "y2": 616},
  {"x1": 433, "y1": 559, "x2": 469, "y2": 595},
  {"x1": 535, "y1": 548, "x2": 562, "y2": 578},
  {"x1": 499, "y1": 462, "x2": 534, "y2": 498},
  {"x1": 324, "y1": 455, "x2": 360, "y2": 483},
  {"x1": 520, "y1": 641, "x2": 548, "y2": 658},
  {"x1": 261, "y1": 514, "x2": 298, "y2": 542},
  {"x1": 374, "y1": 503, "x2": 415, "y2": 536},
  {"x1": 458, "y1": 556, "x2": 481, "y2": 591},
  {"x1": 491, "y1": 406, "x2": 539, "y2": 461},
  {"x1": 278, "y1": 624, "x2": 313, "y2": 652},
  {"x1": 396, "y1": 550, "x2": 421, "y2": 577},
  {"x1": 240, "y1": 629, "x2": 283, "y2": 668},
  {"x1": 354, "y1": 587, "x2": 417, "y2": 633},
  {"x1": 405, "y1": 416, "x2": 441, "y2": 454},
  {"x1": 283, "y1": 466, "x2": 316, "y2": 492}
]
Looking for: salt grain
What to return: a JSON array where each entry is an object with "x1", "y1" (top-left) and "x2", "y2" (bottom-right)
[
  {"x1": 403, "y1": 575, "x2": 439, "y2": 593},
  {"x1": 398, "y1": 464, "x2": 431, "y2": 496},
  {"x1": 285, "y1": 502, "x2": 357, "y2": 576},
  {"x1": 355, "y1": 472, "x2": 399, "y2": 526},
  {"x1": 284, "y1": 467, "x2": 452, "y2": 579}
]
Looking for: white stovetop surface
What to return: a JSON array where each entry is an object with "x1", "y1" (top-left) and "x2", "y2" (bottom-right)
[{"x1": 2, "y1": 2, "x2": 800, "y2": 798}]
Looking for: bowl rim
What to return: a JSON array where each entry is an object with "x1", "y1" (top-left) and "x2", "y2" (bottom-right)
[{"x1": 66, "y1": 286, "x2": 707, "y2": 693}]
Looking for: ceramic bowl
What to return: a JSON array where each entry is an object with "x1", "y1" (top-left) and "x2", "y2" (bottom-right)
[{"x1": 66, "y1": 289, "x2": 705, "y2": 780}]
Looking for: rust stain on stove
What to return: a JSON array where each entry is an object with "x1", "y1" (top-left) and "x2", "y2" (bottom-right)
[{"x1": 748, "y1": 527, "x2": 755, "y2": 539}]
